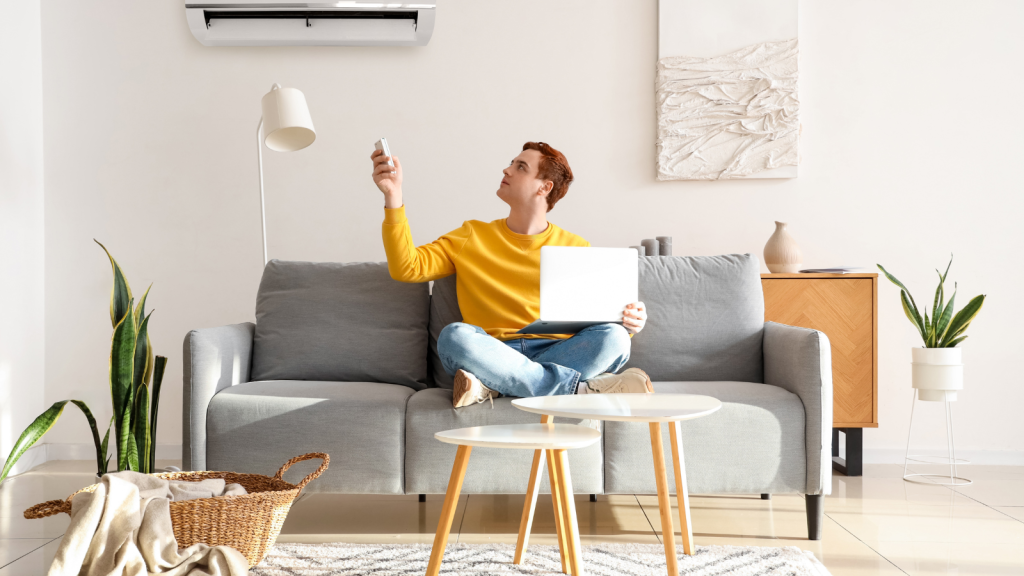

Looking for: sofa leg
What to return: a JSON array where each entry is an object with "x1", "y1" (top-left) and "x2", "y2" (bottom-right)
[
  {"x1": 761, "y1": 493, "x2": 771, "y2": 500},
  {"x1": 590, "y1": 494, "x2": 597, "y2": 502},
  {"x1": 805, "y1": 494, "x2": 823, "y2": 540},
  {"x1": 419, "y1": 494, "x2": 426, "y2": 503}
]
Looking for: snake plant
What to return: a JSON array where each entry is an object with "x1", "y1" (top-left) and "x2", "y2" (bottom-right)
[
  {"x1": 877, "y1": 255, "x2": 985, "y2": 348},
  {"x1": 0, "y1": 241, "x2": 167, "y2": 484}
]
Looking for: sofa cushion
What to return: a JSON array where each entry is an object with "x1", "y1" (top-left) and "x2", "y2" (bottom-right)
[
  {"x1": 206, "y1": 380, "x2": 414, "y2": 494},
  {"x1": 624, "y1": 254, "x2": 764, "y2": 382},
  {"x1": 604, "y1": 381, "x2": 805, "y2": 495},
  {"x1": 252, "y1": 260, "x2": 430, "y2": 389},
  {"x1": 405, "y1": 388, "x2": 603, "y2": 494},
  {"x1": 428, "y1": 275, "x2": 462, "y2": 389}
]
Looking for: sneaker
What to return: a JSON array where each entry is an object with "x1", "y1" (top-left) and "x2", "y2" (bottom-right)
[
  {"x1": 580, "y1": 368, "x2": 654, "y2": 394},
  {"x1": 452, "y1": 369, "x2": 498, "y2": 408}
]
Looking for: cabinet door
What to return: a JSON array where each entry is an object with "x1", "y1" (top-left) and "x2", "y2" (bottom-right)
[{"x1": 762, "y1": 278, "x2": 876, "y2": 427}]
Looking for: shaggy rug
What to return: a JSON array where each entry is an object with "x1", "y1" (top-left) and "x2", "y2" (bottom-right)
[{"x1": 251, "y1": 542, "x2": 831, "y2": 575}]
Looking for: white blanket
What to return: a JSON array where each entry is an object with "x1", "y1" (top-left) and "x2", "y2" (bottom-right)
[{"x1": 49, "y1": 471, "x2": 251, "y2": 576}]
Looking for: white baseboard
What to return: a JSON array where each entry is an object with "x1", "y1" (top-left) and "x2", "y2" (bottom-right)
[
  {"x1": 13, "y1": 443, "x2": 183, "y2": 471},
  {"x1": 863, "y1": 448, "x2": 1024, "y2": 466},
  {"x1": 6, "y1": 444, "x2": 48, "y2": 476},
  {"x1": 15, "y1": 444, "x2": 1024, "y2": 472}
]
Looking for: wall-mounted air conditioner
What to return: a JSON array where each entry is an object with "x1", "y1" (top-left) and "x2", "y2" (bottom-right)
[{"x1": 185, "y1": 1, "x2": 436, "y2": 47}]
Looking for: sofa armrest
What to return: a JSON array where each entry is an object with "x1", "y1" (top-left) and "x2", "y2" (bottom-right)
[
  {"x1": 762, "y1": 321, "x2": 833, "y2": 495},
  {"x1": 182, "y1": 322, "x2": 255, "y2": 471}
]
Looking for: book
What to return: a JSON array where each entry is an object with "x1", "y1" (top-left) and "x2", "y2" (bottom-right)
[{"x1": 798, "y1": 266, "x2": 870, "y2": 274}]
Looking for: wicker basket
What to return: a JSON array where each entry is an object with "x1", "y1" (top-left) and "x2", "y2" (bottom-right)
[{"x1": 24, "y1": 452, "x2": 329, "y2": 568}]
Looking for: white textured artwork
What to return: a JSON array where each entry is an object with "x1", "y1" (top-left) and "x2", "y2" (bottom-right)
[{"x1": 658, "y1": 0, "x2": 799, "y2": 180}]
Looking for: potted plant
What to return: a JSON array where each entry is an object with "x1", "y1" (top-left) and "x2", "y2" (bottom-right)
[
  {"x1": 0, "y1": 241, "x2": 167, "y2": 484},
  {"x1": 877, "y1": 256, "x2": 985, "y2": 401}
]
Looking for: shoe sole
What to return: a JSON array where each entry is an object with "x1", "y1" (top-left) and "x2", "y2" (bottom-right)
[
  {"x1": 630, "y1": 368, "x2": 655, "y2": 393},
  {"x1": 452, "y1": 369, "x2": 472, "y2": 408}
]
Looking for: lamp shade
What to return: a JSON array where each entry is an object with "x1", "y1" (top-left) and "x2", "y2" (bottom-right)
[{"x1": 260, "y1": 83, "x2": 315, "y2": 152}]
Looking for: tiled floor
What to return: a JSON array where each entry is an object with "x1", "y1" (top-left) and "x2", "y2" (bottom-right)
[{"x1": 1, "y1": 461, "x2": 1022, "y2": 575}]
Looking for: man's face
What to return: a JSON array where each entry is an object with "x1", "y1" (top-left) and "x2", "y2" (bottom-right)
[{"x1": 497, "y1": 149, "x2": 551, "y2": 208}]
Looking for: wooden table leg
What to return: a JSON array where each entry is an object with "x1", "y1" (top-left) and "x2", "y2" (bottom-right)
[
  {"x1": 514, "y1": 448, "x2": 546, "y2": 564},
  {"x1": 668, "y1": 421, "x2": 694, "y2": 555},
  {"x1": 426, "y1": 444, "x2": 472, "y2": 576},
  {"x1": 649, "y1": 423, "x2": 678, "y2": 576},
  {"x1": 547, "y1": 446, "x2": 570, "y2": 574},
  {"x1": 555, "y1": 449, "x2": 584, "y2": 576}
]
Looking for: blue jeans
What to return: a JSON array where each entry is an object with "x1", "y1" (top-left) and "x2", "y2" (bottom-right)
[{"x1": 437, "y1": 322, "x2": 631, "y2": 397}]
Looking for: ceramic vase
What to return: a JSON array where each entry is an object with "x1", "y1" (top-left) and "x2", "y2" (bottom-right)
[
  {"x1": 764, "y1": 221, "x2": 802, "y2": 273},
  {"x1": 912, "y1": 347, "x2": 963, "y2": 402}
]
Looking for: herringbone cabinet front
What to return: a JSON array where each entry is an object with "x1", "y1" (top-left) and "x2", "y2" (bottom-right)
[{"x1": 761, "y1": 274, "x2": 878, "y2": 428}]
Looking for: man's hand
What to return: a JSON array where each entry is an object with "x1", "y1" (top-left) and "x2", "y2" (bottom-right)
[
  {"x1": 623, "y1": 301, "x2": 647, "y2": 334},
  {"x1": 371, "y1": 149, "x2": 403, "y2": 208}
]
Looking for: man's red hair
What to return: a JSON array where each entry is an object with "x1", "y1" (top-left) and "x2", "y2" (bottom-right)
[{"x1": 523, "y1": 142, "x2": 573, "y2": 212}]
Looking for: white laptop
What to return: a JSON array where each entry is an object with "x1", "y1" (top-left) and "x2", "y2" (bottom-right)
[{"x1": 517, "y1": 246, "x2": 639, "y2": 335}]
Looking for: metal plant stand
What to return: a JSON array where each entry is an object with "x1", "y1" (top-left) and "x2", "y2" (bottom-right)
[{"x1": 903, "y1": 389, "x2": 971, "y2": 486}]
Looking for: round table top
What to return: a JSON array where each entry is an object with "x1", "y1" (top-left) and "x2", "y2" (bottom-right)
[
  {"x1": 434, "y1": 423, "x2": 602, "y2": 450},
  {"x1": 512, "y1": 393, "x2": 722, "y2": 422}
]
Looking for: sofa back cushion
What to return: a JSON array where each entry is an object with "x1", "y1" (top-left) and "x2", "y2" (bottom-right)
[
  {"x1": 427, "y1": 275, "x2": 461, "y2": 389},
  {"x1": 252, "y1": 260, "x2": 430, "y2": 389},
  {"x1": 623, "y1": 254, "x2": 765, "y2": 382}
]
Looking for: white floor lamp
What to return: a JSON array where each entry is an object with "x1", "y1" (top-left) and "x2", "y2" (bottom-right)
[{"x1": 257, "y1": 83, "x2": 316, "y2": 265}]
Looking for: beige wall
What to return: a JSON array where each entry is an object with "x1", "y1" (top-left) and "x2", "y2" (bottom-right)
[
  {"x1": 39, "y1": 0, "x2": 1024, "y2": 462},
  {"x1": 1, "y1": 0, "x2": 46, "y2": 474}
]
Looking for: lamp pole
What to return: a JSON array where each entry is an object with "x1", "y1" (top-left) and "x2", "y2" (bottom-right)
[{"x1": 257, "y1": 118, "x2": 268, "y2": 266}]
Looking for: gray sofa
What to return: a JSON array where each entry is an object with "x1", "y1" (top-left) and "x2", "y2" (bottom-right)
[{"x1": 183, "y1": 253, "x2": 832, "y2": 539}]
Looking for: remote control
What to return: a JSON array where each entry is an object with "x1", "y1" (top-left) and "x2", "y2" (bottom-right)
[{"x1": 374, "y1": 138, "x2": 394, "y2": 168}]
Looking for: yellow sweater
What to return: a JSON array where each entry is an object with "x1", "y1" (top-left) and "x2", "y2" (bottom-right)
[{"x1": 382, "y1": 206, "x2": 589, "y2": 341}]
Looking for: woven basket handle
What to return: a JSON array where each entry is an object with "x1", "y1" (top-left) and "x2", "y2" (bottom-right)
[
  {"x1": 274, "y1": 452, "x2": 330, "y2": 489},
  {"x1": 24, "y1": 498, "x2": 72, "y2": 519}
]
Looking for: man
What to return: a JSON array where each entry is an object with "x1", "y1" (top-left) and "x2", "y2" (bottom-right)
[{"x1": 372, "y1": 142, "x2": 651, "y2": 408}]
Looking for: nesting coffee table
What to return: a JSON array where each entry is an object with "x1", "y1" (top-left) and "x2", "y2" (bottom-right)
[
  {"x1": 426, "y1": 422, "x2": 602, "y2": 576},
  {"x1": 513, "y1": 394, "x2": 722, "y2": 576}
]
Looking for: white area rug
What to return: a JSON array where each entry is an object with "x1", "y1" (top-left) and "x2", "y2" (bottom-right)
[{"x1": 252, "y1": 542, "x2": 831, "y2": 575}]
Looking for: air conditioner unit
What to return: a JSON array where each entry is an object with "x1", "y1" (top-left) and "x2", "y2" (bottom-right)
[{"x1": 185, "y1": 1, "x2": 436, "y2": 47}]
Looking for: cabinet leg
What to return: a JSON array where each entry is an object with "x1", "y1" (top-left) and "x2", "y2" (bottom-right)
[{"x1": 831, "y1": 428, "x2": 863, "y2": 477}]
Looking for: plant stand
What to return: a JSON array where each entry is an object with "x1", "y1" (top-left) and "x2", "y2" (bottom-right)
[{"x1": 903, "y1": 389, "x2": 971, "y2": 487}]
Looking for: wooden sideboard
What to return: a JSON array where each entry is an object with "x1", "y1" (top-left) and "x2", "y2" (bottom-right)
[{"x1": 761, "y1": 273, "x2": 878, "y2": 476}]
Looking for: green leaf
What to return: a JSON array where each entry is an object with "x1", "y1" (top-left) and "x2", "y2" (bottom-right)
[
  {"x1": 95, "y1": 240, "x2": 132, "y2": 329},
  {"x1": 110, "y1": 299, "x2": 136, "y2": 470},
  {"x1": 2, "y1": 400, "x2": 108, "y2": 483},
  {"x1": 149, "y1": 356, "x2": 167, "y2": 472},
  {"x1": 126, "y1": 433, "x2": 140, "y2": 473},
  {"x1": 100, "y1": 417, "x2": 113, "y2": 476},
  {"x1": 900, "y1": 291, "x2": 926, "y2": 343},
  {"x1": 941, "y1": 254, "x2": 953, "y2": 283},
  {"x1": 133, "y1": 311, "x2": 154, "y2": 391},
  {"x1": 940, "y1": 294, "x2": 986, "y2": 346},
  {"x1": 133, "y1": 385, "x2": 150, "y2": 474},
  {"x1": 1, "y1": 401, "x2": 68, "y2": 484},
  {"x1": 69, "y1": 400, "x2": 105, "y2": 478},
  {"x1": 945, "y1": 334, "x2": 968, "y2": 348},
  {"x1": 931, "y1": 269, "x2": 944, "y2": 332},
  {"x1": 878, "y1": 264, "x2": 922, "y2": 312},
  {"x1": 934, "y1": 289, "x2": 957, "y2": 344},
  {"x1": 134, "y1": 283, "x2": 152, "y2": 328}
]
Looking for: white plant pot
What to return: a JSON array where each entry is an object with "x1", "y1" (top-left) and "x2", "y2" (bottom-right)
[{"x1": 911, "y1": 347, "x2": 963, "y2": 401}]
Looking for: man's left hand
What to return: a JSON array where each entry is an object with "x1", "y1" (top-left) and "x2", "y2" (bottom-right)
[{"x1": 623, "y1": 302, "x2": 647, "y2": 334}]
